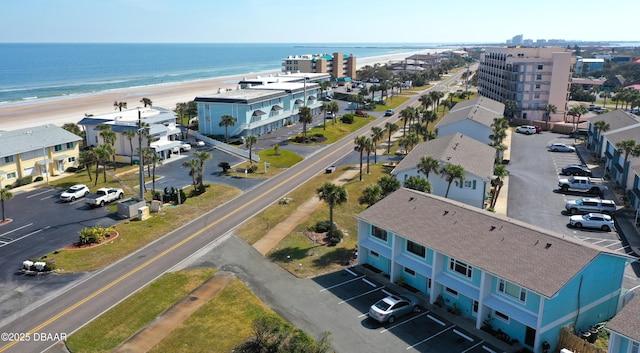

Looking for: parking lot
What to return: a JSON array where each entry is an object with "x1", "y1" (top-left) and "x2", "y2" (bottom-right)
[
  {"x1": 312, "y1": 268, "x2": 502, "y2": 353},
  {"x1": 508, "y1": 131, "x2": 635, "y2": 257}
]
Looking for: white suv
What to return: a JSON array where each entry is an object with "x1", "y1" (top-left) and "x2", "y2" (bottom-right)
[{"x1": 515, "y1": 125, "x2": 537, "y2": 135}]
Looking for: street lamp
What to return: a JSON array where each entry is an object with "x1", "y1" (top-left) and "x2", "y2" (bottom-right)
[{"x1": 137, "y1": 109, "x2": 145, "y2": 201}]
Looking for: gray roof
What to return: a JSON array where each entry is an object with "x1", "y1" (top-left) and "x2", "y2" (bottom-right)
[
  {"x1": 588, "y1": 109, "x2": 640, "y2": 133},
  {"x1": 356, "y1": 188, "x2": 630, "y2": 298},
  {"x1": 436, "y1": 97, "x2": 505, "y2": 129},
  {"x1": 602, "y1": 124, "x2": 640, "y2": 146},
  {"x1": 194, "y1": 88, "x2": 287, "y2": 104},
  {"x1": 606, "y1": 294, "x2": 640, "y2": 341},
  {"x1": 392, "y1": 133, "x2": 494, "y2": 180},
  {"x1": 0, "y1": 124, "x2": 82, "y2": 158}
]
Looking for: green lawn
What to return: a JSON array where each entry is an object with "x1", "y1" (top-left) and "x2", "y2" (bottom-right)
[{"x1": 289, "y1": 115, "x2": 375, "y2": 145}]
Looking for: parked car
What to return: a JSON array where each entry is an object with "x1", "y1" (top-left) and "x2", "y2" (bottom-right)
[
  {"x1": 325, "y1": 165, "x2": 337, "y2": 173},
  {"x1": 558, "y1": 176, "x2": 607, "y2": 195},
  {"x1": 60, "y1": 184, "x2": 90, "y2": 202},
  {"x1": 85, "y1": 187, "x2": 124, "y2": 208},
  {"x1": 515, "y1": 125, "x2": 537, "y2": 135},
  {"x1": 384, "y1": 109, "x2": 395, "y2": 116},
  {"x1": 369, "y1": 294, "x2": 419, "y2": 324},
  {"x1": 569, "y1": 213, "x2": 615, "y2": 232},
  {"x1": 569, "y1": 129, "x2": 588, "y2": 138},
  {"x1": 565, "y1": 198, "x2": 617, "y2": 215},
  {"x1": 172, "y1": 142, "x2": 192, "y2": 153},
  {"x1": 561, "y1": 164, "x2": 592, "y2": 177},
  {"x1": 548, "y1": 143, "x2": 576, "y2": 152}
]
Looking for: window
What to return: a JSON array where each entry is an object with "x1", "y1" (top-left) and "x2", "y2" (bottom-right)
[
  {"x1": 464, "y1": 181, "x2": 473, "y2": 188},
  {"x1": 370, "y1": 250, "x2": 379, "y2": 258},
  {"x1": 66, "y1": 142, "x2": 74, "y2": 149},
  {"x1": 404, "y1": 267, "x2": 416, "y2": 276},
  {"x1": 371, "y1": 225, "x2": 388, "y2": 241},
  {"x1": 54, "y1": 145, "x2": 63, "y2": 152},
  {"x1": 632, "y1": 342, "x2": 639, "y2": 353},
  {"x1": 68, "y1": 157, "x2": 76, "y2": 163},
  {"x1": 445, "y1": 287, "x2": 458, "y2": 297},
  {"x1": 534, "y1": 93, "x2": 540, "y2": 99},
  {"x1": 4, "y1": 156, "x2": 14, "y2": 164},
  {"x1": 449, "y1": 258, "x2": 472, "y2": 278},
  {"x1": 6, "y1": 172, "x2": 17, "y2": 180},
  {"x1": 536, "y1": 74, "x2": 542, "y2": 80},
  {"x1": 535, "y1": 84, "x2": 541, "y2": 89},
  {"x1": 473, "y1": 300, "x2": 478, "y2": 313},
  {"x1": 498, "y1": 279, "x2": 526, "y2": 302},
  {"x1": 494, "y1": 310, "x2": 509, "y2": 322},
  {"x1": 406, "y1": 240, "x2": 425, "y2": 257},
  {"x1": 537, "y1": 64, "x2": 543, "y2": 70}
]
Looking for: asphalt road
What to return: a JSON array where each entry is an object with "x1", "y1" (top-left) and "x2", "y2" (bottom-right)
[{"x1": 0, "y1": 70, "x2": 470, "y2": 353}]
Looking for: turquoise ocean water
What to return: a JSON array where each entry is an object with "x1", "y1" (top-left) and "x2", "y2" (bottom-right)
[{"x1": 0, "y1": 43, "x2": 459, "y2": 105}]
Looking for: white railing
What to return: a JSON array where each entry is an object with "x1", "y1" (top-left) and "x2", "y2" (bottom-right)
[{"x1": 192, "y1": 132, "x2": 260, "y2": 162}]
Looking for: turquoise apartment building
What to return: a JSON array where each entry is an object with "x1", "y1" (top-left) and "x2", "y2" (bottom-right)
[
  {"x1": 356, "y1": 188, "x2": 633, "y2": 353},
  {"x1": 606, "y1": 294, "x2": 640, "y2": 353}
]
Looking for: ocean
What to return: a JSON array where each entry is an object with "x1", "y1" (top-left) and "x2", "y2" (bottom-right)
[{"x1": 0, "y1": 43, "x2": 458, "y2": 105}]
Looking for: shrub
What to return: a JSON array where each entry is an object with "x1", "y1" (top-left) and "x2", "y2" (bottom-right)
[
  {"x1": 341, "y1": 115, "x2": 354, "y2": 124},
  {"x1": 34, "y1": 176, "x2": 44, "y2": 182},
  {"x1": 66, "y1": 166, "x2": 79, "y2": 173},
  {"x1": 313, "y1": 220, "x2": 332, "y2": 233},
  {"x1": 314, "y1": 133, "x2": 324, "y2": 138},
  {"x1": 328, "y1": 229, "x2": 344, "y2": 245},
  {"x1": 14, "y1": 176, "x2": 33, "y2": 187},
  {"x1": 218, "y1": 162, "x2": 231, "y2": 173},
  {"x1": 247, "y1": 164, "x2": 258, "y2": 173},
  {"x1": 78, "y1": 226, "x2": 115, "y2": 245}
]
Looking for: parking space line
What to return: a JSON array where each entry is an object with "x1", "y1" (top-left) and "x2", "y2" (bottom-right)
[
  {"x1": 362, "y1": 278, "x2": 377, "y2": 287},
  {"x1": 604, "y1": 242, "x2": 622, "y2": 248},
  {"x1": 41, "y1": 195, "x2": 55, "y2": 200},
  {"x1": 27, "y1": 189, "x2": 56, "y2": 198},
  {"x1": 0, "y1": 223, "x2": 34, "y2": 238},
  {"x1": 592, "y1": 239, "x2": 609, "y2": 245},
  {"x1": 345, "y1": 268, "x2": 358, "y2": 276},
  {"x1": 461, "y1": 340, "x2": 485, "y2": 353},
  {"x1": 428, "y1": 314, "x2": 446, "y2": 326},
  {"x1": 406, "y1": 325, "x2": 454, "y2": 350},
  {"x1": 1, "y1": 226, "x2": 49, "y2": 247},
  {"x1": 338, "y1": 286, "x2": 384, "y2": 304},
  {"x1": 454, "y1": 329, "x2": 474, "y2": 342},
  {"x1": 482, "y1": 346, "x2": 497, "y2": 353},
  {"x1": 379, "y1": 311, "x2": 430, "y2": 333},
  {"x1": 613, "y1": 246, "x2": 628, "y2": 252},
  {"x1": 319, "y1": 275, "x2": 365, "y2": 291}
]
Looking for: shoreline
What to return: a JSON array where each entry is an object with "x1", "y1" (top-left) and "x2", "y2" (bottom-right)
[{"x1": 0, "y1": 49, "x2": 448, "y2": 131}]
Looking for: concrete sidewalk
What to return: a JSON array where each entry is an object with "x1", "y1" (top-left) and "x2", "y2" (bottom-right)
[{"x1": 575, "y1": 142, "x2": 640, "y2": 257}]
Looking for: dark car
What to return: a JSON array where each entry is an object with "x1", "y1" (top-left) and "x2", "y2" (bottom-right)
[{"x1": 561, "y1": 164, "x2": 592, "y2": 177}]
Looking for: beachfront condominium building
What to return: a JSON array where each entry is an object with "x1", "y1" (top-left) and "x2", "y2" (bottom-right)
[
  {"x1": 78, "y1": 107, "x2": 182, "y2": 162},
  {"x1": 356, "y1": 188, "x2": 633, "y2": 353},
  {"x1": 0, "y1": 124, "x2": 82, "y2": 188},
  {"x1": 477, "y1": 47, "x2": 573, "y2": 124},
  {"x1": 194, "y1": 79, "x2": 322, "y2": 138},
  {"x1": 282, "y1": 52, "x2": 356, "y2": 79}
]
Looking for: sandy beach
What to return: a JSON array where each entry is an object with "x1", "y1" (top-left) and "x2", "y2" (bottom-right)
[{"x1": 0, "y1": 50, "x2": 443, "y2": 131}]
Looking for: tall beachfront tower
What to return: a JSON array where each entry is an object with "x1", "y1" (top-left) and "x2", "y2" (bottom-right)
[
  {"x1": 282, "y1": 52, "x2": 356, "y2": 79},
  {"x1": 477, "y1": 46, "x2": 573, "y2": 124}
]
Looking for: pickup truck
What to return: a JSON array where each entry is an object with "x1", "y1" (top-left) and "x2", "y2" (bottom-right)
[
  {"x1": 85, "y1": 187, "x2": 124, "y2": 207},
  {"x1": 565, "y1": 198, "x2": 617, "y2": 215},
  {"x1": 558, "y1": 176, "x2": 607, "y2": 196}
]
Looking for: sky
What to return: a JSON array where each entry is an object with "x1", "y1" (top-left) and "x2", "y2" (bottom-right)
[{"x1": 1, "y1": 0, "x2": 638, "y2": 44}]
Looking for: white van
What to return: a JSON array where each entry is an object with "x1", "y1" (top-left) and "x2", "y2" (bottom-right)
[{"x1": 515, "y1": 125, "x2": 537, "y2": 135}]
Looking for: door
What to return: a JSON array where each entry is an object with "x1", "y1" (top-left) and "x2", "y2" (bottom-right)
[{"x1": 525, "y1": 326, "x2": 535, "y2": 347}]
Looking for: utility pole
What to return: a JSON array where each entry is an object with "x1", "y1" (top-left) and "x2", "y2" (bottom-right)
[{"x1": 138, "y1": 109, "x2": 145, "y2": 201}]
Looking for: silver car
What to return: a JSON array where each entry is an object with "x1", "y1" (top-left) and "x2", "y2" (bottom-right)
[
  {"x1": 369, "y1": 294, "x2": 419, "y2": 323},
  {"x1": 569, "y1": 213, "x2": 614, "y2": 232},
  {"x1": 549, "y1": 143, "x2": 576, "y2": 152}
]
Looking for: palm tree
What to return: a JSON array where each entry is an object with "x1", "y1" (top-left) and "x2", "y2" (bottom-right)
[
  {"x1": 369, "y1": 84, "x2": 378, "y2": 102},
  {"x1": 316, "y1": 182, "x2": 348, "y2": 237},
  {"x1": 370, "y1": 126, "x2": 384, "y2": 164},
  {"x1": 320, "y1": 102, "x2": 328, "y2": 130},
  {"x1": 385, "y1": 122, "x2": 399, "y2": 154},
  {"x1": 93, "y1": 144, "x2": 113, "y2": 185},
  {"x1": 79, "y1": 149, "x2": 96, "y2": 182},
  {"x1": 441, "y1": 163, "x2": 465, "y2": 198},
  {"x1": 140, "y1": 97, "x2": 153, "y2": 107},
  {"x1": 183, "y1": 158, "x2": 200, "y2": 189},
  {"x1": 122, "y1": 129, "x2": 137, "y2": 165},
  {"x1": 219, "y1": 114, "x2": 237, "y2": 143},
  {"x1": 403, "y1": 176, "x2": 432, "y2": 193},
  {"x1": 364, "y1": 138, "x2": 374, "y2": 174},
  {"x1": 245, "y1": 135, "x2": 258, "y2": 163},
  {"x1": 400, "y1": 107, "x2": 415, "y2": 136},
  {"x1": 358, "y1": 185, "x2": 383, "y2": 208},
  {"x1": 98, "y1": 125, "x2": 117, "y2": 171},
  {"x1": 417, "y1": 156, "x2": 440, "y2": 179},
  {"x1": 419, "y1": 94, "x2": 433, "y2": 111},
  {"x1": 113, "y1": 101, "x2": 127, "y2": 111},
  {"x1": 568, "y1": 105, "x2": 588, "y2": 135},
  {"x1": 298, "y1": 106, "x2": 313, "y2": 142},
  {"x1": 429, "y1": 91, "x2": 444, "y2": 111},
  {"x1": 377, "y1": 175, "x2": 401, "y2": 197},
  {"x1": 543, "y1": 104, "x2": 557, "y2": 131},
  {"x1": 150, "y1": 153, "x2": 163, "y2": 193},
  {"x1": 142, "y1": 148, "x2": 156, "y2": 178},
  {"x1": 319, "y1": 81, "x2": 331, "y2": 99},
  {"x1": 490, "y1": 164, "x2": 509, "y2": 208},
  {"x1": 1, "y1": 188, "x2": 13, "y2": 222},
  {"x1": 592, "y1": 120, "x2": 610, "y2": 154},
  {"x1": 615, "y1": 140, "x2": 640, "y2": 192},
  {"x1": 354, "y1": 136, "x2": 370, "y2": 181},
  {"x1": 504, "y1": 100, "x2": 517, "y2": 119},
  {"x1": 403, "y1": 133, "x2": 420, "y2": 152},
  {"x1": 194, "y1": 151, "x2": 212, "y2": 192},
  {"x1": 62, "y1": 122, "x2": 86, "y2": 146}
]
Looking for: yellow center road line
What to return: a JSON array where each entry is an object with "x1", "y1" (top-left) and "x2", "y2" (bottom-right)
[{"x1": 0, "y1": 143, "x2": 345, "y2": 353}]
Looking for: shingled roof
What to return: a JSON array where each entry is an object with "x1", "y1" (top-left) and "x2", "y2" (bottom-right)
[
  {"x1": 588, "y1": 109, "x2": 640, "y2": 132},
  {"x1": 356, "y1": 188, "x2": 630, "y2": 298},
  {"x1": 606, "y1": 295, "x2": 640, "y2": 341},
  {"x1": 392, "y1": 133, "x2": 494, "y2": 180},
  {"x1": 0, "y1": 124, "x2": 82, "y2": 159},
  {"x1": 436, "y1": 96, "x2": 505, "y2": 129}
]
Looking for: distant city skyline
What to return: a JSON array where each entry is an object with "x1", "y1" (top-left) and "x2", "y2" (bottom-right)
[{"x1": 2, "y1": 0, "x2": 638, "y2": 44}]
